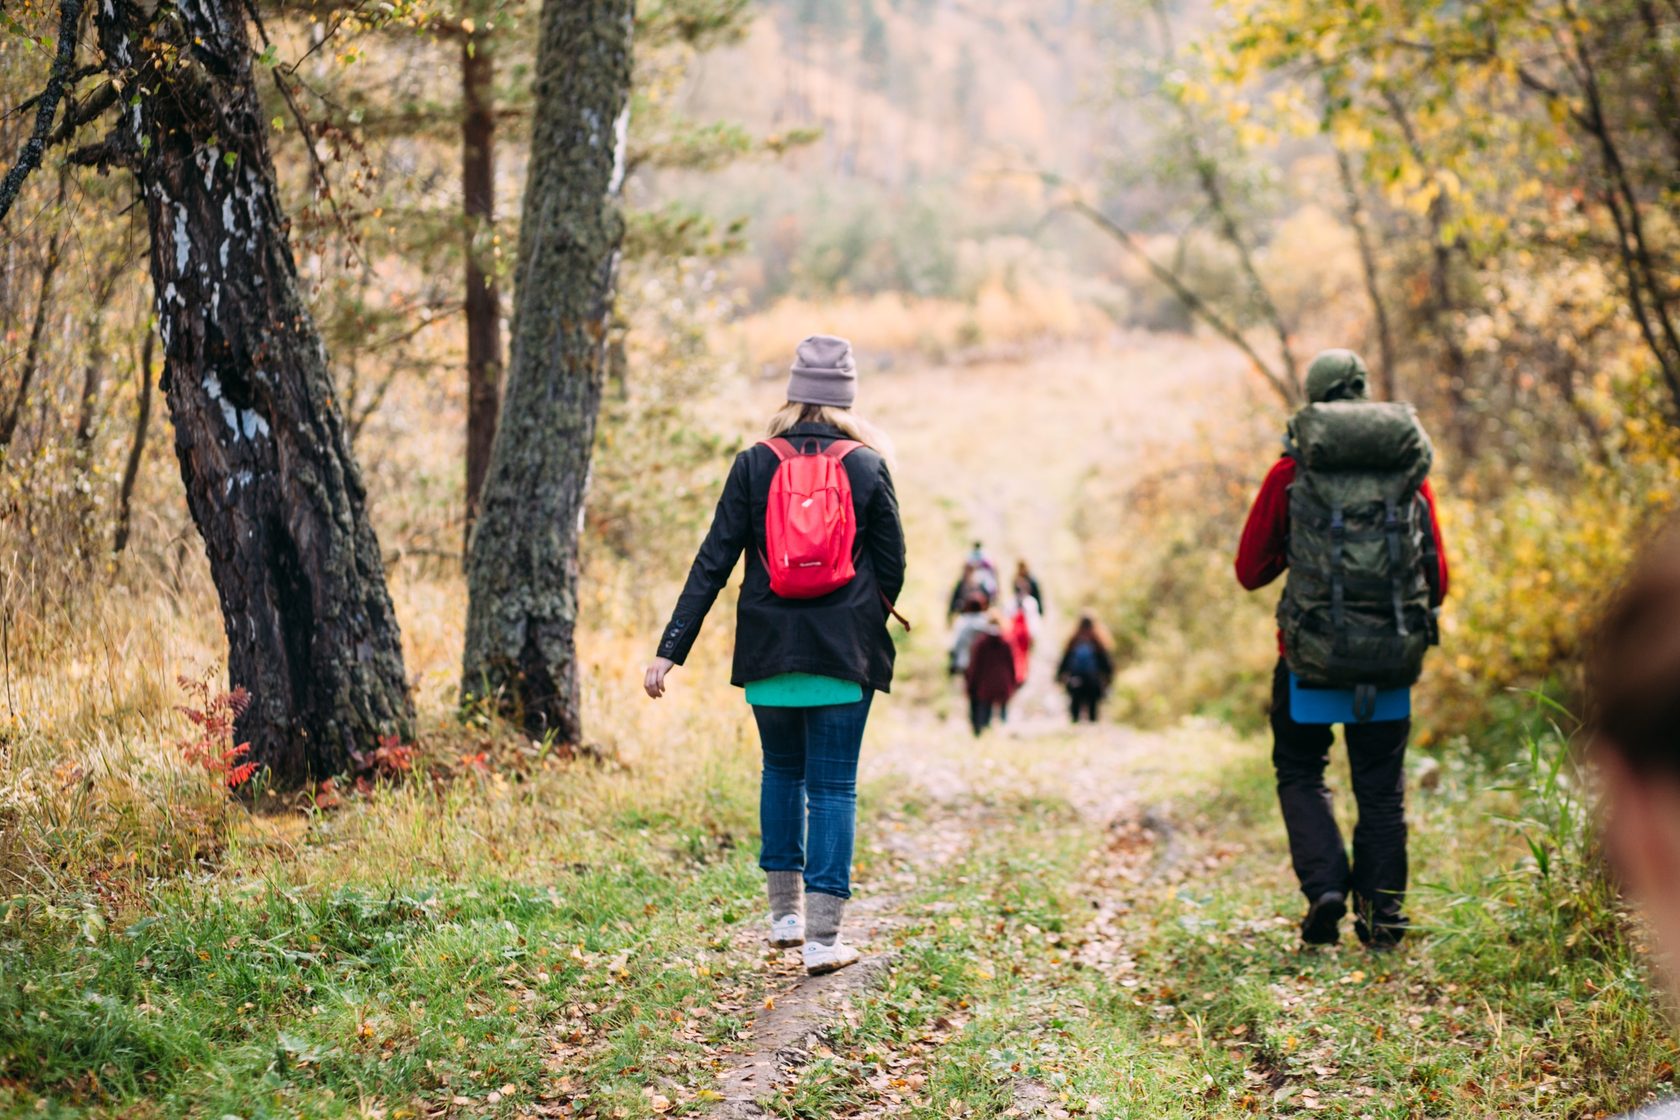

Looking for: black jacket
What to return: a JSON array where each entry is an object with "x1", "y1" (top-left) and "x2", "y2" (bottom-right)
[{"x1": 657, "y1": 423, "x2": 907, "y2": 692}]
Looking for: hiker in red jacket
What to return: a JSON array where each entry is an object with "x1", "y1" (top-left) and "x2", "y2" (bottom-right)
[{"x1": 1236, "y1": 350, "x2": 1449, "y2": 951}]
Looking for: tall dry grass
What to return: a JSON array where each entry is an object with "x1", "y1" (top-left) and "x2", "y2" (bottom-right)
[{"x1": 732, "y1": 278, "x2": 1115, "y2": 371}]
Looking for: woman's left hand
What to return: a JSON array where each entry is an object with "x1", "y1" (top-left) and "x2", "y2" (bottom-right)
[{"x1": 644, "y1": 657, "x2": 675, "y2": 699}]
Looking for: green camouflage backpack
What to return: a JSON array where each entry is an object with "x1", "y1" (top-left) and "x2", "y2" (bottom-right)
[{"x1": 1279, "y1": 401, "x2": 1441, "y2": 694}]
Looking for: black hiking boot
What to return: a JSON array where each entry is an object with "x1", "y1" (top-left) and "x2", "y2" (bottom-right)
[
  {"x1": 1350, "y1": 900, "x2": 1404, "y2": 953},
  {"x1": 1300, "y1": 891, "x2": 1346, "y2": 946}
]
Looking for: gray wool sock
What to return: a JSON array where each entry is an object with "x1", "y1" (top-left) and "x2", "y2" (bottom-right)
[
  {"x1": 806, "y1": 891, "x2": 846, "y2": 947},
  {"x1": 768, "y1": 871, "x2": 803, "y2": 921}
]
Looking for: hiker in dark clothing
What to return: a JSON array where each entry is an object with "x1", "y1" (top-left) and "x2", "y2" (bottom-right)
[
  {"x1": 965, "y1": 611, "x2": 1017, "y2": 735},
  {"x1": 947, "y1": 543, "x2": 1000, "y2": 621},
  {"x1": 1235, "y1": 349, "x2": 1449, "y2": 951},
  {"x1": 1057, "y1": 615, "x2": 1114, "y2": 723},
  {"x1": 1013, "y1": 560, "x2": 1044, "y2": 613},
  {"x1": 1588, "y1": 520, "x2": 1680, "y2": 1119},
  {"x1": 646, "y1": 334, "x2": 907, "y2": 978}
]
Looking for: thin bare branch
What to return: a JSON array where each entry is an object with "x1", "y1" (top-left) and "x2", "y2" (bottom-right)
[
  {"x1": 1059, "y1": 195, "x2": 1299, "y2": 408},
  {"x1": 0, "y1": 0, "x2": 85, "y2": 226}
]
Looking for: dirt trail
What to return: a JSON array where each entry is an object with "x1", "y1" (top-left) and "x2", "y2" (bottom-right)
[{"x1": 710, "y1": 706, "x2": 1178, "y2": 1116}]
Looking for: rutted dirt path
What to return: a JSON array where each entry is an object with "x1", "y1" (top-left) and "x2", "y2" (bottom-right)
[{"x1": 706, "y1": 705, "x2": 1189, "y2": 1117}]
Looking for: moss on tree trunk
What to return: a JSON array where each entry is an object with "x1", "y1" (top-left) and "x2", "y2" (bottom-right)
[{"x1": 460, "y1": 0, "x2": 635, "y2": 744}]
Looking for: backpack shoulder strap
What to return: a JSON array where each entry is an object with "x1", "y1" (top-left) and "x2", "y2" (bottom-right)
[
  {"x1": 759, "y1": 438, "x2": 798, "y2": 462},
  {"x1": 822, "y1": 439, "x2": 864, "y2": 460}
]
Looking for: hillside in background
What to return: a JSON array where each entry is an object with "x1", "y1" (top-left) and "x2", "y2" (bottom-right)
[{"x1": 653, "y1": 0, "x2": 1121, "y2": 308}]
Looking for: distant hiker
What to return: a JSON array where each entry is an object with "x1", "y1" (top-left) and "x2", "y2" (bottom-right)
[
  {"x1": 948, "y1": 543, "x2": 1000, "y2": 620},
  {"x1": 1057, "y1": 615, "x2": 1114, "y2": 724},
  {"x1": 1235, "y1": 349, "x2": 1449, "y2": 951},
  {"x1": 965, "y1": 611, "x2": 1017, "y2": 736},
  {"x1": 1013, "y1": 560, "x2": 1045, "y2": 613},
  {"x1": 1587, "y1": 520, "x2": 1680, "y2": 1120},
  {"x1": 1006, "y1": 590, "x2": 1040, "y2": 687},
  {"x1": 948, "y1": 591, "x2": 992, "y2": 676},
  {"x1": 645, "y1": 334, "x2": 907, "y2": 977}
]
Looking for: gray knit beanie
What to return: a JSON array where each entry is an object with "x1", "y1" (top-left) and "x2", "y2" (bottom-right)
[{"x1": 787, "y1": 335, "x2": 857, "y2": 408}]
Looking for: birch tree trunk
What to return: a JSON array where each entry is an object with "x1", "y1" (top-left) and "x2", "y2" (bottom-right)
[
  {"x1": 460, "y1": 0, "x2": 634, "y2": 744},
  {"x1": 92, "y1": 0, "x2": 412, "y2": 787}
]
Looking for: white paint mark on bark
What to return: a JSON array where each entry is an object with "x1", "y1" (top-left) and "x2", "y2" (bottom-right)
[
  {"x1": 173, "y1": 205, "x2": 191, "y2": 275},
  {"x1": 241, "y1": 410, "x2": 269, "y2": 440},
  {"x1": 607, "y1": 105, "x2": 630, "y2": 195}
]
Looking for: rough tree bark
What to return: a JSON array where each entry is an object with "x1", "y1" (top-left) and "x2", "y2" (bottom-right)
[
  {"x1": 92, "y1": 0, "x2": 411, "y2": 785},
  {"x1": 461, "y1": 0, "x2": 634, "y2": 743},
  {"x1": 461, "y1": 18, "x2": 503, "y2": 551}
]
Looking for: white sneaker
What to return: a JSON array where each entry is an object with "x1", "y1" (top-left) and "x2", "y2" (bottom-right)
[
  {"x1": 769, "y1": 912, "x2": 804, "y2": 948},
  {"x1": 802, "y1": 939, "x2": 860, "y2": 976}
]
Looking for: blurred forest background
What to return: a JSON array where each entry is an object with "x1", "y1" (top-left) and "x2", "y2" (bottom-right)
[{"x1": 3, "y1": 0, "x2": 1680, "y2": 1115}]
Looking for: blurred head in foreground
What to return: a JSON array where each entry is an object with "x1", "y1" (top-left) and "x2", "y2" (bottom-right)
[
  {"x1": 1305, "y1": 349, "x2": 1372, "y2": 404},
  {"x1": 1587, "y1": 519, "x2": 1680, "y2": 988}
]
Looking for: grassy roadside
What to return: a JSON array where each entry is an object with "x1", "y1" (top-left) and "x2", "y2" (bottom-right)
[{"x1": 771, "y1": 722, "x2": 1677, "y2": 1119}]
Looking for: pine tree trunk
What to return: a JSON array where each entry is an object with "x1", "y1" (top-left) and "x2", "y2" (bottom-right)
[
  {"x1": 462, "y1": 22, "x2": 502, "y2": 551},
  {"x1": 461, "y1": 0, "x2": 634, "y2": 743},
  {"x1": 94, "y1": 0, "x2": 412, "y2": 787}
]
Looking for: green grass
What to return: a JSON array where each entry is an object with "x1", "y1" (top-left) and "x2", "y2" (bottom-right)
[
  {"x1": 2, "y1": 853, "x2": 765, "y2": 1117},
  {"x1": 4, "y1": 702, "x2": 1675, "y2": 1119}
]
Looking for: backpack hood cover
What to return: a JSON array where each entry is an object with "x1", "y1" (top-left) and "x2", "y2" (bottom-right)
[
  {"x1": 1305, "y1": 349, "x2": 1372, "y2": 404},
  {"x1": 1280, "y1": 401, "x2": 1439, "y2": 691}
]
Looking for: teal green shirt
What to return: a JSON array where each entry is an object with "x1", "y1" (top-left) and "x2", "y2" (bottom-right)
[{"x1": 745, "y1": 672, "x2": 864, "y2": 707}]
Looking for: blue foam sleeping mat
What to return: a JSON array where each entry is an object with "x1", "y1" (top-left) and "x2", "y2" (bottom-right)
[{"x1": 1289, "y1": 672, "x2": 1411, "y2": 724}]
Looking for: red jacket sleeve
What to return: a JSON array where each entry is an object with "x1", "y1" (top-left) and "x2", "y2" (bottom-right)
[
  {"x1": 1419, "y1": 478, "x2": 1450, "y2": 603},
  {"x1": 1235, "y1": 457, "x2": 1295, "y2": 591}
]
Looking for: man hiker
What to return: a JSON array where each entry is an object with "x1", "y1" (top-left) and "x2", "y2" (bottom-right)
[{"x1": 1235, "y1": 349, "x2": 1450, "y2": 951}]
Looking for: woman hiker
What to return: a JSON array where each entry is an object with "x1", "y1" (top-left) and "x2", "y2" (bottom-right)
[
  {"x1": 643, "y1": 334, "x2": 907, "y2": 977},
  {"x1": 1056, "y1": 615, "x2": 1114, "y2": 724},
  {"x1": 964, "y1": 610, "x2": 1018, "y2": 736}
]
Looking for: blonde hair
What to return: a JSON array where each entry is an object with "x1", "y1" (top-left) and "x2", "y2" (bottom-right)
[{"x1": 766, "y1": 402, "x2": 895, "y2": 464}]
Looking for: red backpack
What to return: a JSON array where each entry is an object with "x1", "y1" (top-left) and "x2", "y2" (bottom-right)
[{"x1": 759, "y1": 436, "x2": 863, "y2": 599}]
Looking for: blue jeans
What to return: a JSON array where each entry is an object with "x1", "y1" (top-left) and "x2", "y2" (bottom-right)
[{"x1": 752, "y1": 693, "x2": 873, "y2": 899}]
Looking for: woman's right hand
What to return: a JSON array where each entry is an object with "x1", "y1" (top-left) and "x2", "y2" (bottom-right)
[{"x1": 644, "y1": 657, "x2": 676, "y2": 699}]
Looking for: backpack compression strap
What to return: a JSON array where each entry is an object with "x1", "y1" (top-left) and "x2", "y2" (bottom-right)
[{"x1": 760, "y1": 437, "x2": 863, "y2": 461}]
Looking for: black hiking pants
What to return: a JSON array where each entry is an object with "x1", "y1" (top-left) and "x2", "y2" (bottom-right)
[
  {"x1": 969, "y1": 697, "x2": 1006, "y2": 736},
  {"x1": 1270, "y1": 660, "x2": 1409, "y2": 927},
  {"x1": 1068, "y1": 686, "x2": 1102, "y2": 723}
]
